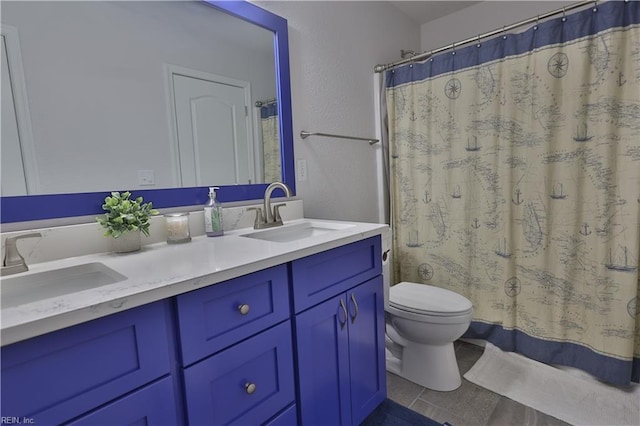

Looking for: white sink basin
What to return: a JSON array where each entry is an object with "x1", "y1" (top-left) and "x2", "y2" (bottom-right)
[
  {"x1": 241, "y1": 221, "x2": 355, "y2": 243},
  {"x1": 1, "y1": 262, "x2": 126, "y2": 309}
]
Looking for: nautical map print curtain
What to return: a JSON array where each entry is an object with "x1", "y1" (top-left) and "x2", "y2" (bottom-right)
[
  {"x1": 386, "y1": 1, "x2": 640, "y2": 385},
  {"x1": 260, "y1": 103, "x2": 281, "y2": 183}
]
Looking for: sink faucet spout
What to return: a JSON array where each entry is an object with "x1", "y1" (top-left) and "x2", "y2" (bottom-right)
[
  {"x1": 2, "y1": 232, "x2": 42, "y2": 276},
  {"x1": 251, "y1": 182, "x2": 292, "y2": 229},
  {"x1": 248, "y1": 182, "x2": 292, "y2": 229},
  {"x1": 264, "y1": 182, "x2": 292, "y2": 224}
]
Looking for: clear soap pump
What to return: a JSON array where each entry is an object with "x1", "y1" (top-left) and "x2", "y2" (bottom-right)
[{"x1": 204, "y1": 187, "x2": 223, "y2": 237}]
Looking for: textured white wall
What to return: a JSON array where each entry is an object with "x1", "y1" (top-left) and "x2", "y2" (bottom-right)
[
  {"x1": 420, "y1": 1, "x2": 576, "y2": 52},
  {"x1": 255, "y1": 1, "x2": 420, "y2": 223}
]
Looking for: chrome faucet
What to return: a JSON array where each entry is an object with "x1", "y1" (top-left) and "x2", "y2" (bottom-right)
[
  {"x1": 248, "y1": 182, "x2": 292, "y2": 229},
  {"x1": 1, "y1": 232, "x2": 42, "y2": 276}
]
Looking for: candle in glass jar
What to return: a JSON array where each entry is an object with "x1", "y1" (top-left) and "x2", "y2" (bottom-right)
[{"x1": 165, "y1": 212, "x2": 191, "y2": 244}]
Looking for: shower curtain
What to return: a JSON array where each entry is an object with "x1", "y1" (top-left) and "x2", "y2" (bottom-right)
[
  {"x1": 386, "y1": 1, "x2": 640, "y2": 385},
  {"x1": 260, "y1": 103, "x2": 281, "y2": 183}
]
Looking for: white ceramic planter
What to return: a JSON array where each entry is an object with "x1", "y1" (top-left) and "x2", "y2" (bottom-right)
[{"x1": 112, "y1": 230, "x2": 141, "y2": 253}]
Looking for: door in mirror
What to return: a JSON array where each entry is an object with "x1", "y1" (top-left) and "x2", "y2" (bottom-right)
[{"x1": 171, "y1": 71, "x2": 255, "y2": 186}]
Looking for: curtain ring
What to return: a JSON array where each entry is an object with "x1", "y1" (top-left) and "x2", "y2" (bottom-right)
[
  {"x1": 534, "y1": 15, "x2": 539, "y2": 30},
  {"x1": 562, "y1": 8, "x2": 567, "y2": 22},
  {"x1": 593, "y1": 0, "x2": 598, "y2": 12},
  {"x1": 406, "y1": 50, "x2": 414, "y2": 68},
  {"x1": 429, "y1": 50, "x2": 434, "y2": 62},
  {"x1": 476, "y1": 34, "x2": 481, "y2": 48},
  {"x1": 451, "y1": 42, "x2": 456, "y2": 56},
  {"x1": 502, "y1": 26, "x2": 507, "y2": 39}
]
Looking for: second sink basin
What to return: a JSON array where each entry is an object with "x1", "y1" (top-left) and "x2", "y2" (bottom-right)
[
  {"x1": 1, "y1": 262, "x2": 127, "y2": 309},
  {"x1": 241, "y1": 221, "x2": 355, "y2": 243}
]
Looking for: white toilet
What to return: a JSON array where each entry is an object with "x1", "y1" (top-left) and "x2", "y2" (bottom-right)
[{"x1": 382, "y1": 232, "x2": 473, "y2": 392}]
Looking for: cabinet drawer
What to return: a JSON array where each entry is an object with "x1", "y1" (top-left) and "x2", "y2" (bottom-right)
[
  {"x1": 266, "y1": 404, "x2": 297, "y2": 426},
  {"x1": 176, "y1": 265, "x2": 289, "y2": 365},
  {"x1": 1, "y1": 301, "x2": 171, "y2": 425},
  {"x1": 291, "y1": 236, "x2": 381, "y2": 312},
  {"x1": 67, "y1": 377, "x2": 178, "y2": 425},
  {"x1": 184, "y1": 321, "x2": 295, "y2": 426}
]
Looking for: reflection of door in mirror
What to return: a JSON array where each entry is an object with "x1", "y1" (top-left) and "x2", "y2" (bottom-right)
[{"x1": 169, "y1": 67, "x2": 255, "y2": 186}]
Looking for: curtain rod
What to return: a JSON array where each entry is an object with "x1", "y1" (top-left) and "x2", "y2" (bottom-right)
[
  {"x1": 374, "y1": 0, "x2": 596, "y2": 73},
  {"x1": 255, "y1": 98, "x2": 277, "y2": 107}
]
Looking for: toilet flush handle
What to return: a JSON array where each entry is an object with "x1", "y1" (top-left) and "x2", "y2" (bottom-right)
[{"x1": 349, "y1": 293, "x2": 359, "y2": 323}]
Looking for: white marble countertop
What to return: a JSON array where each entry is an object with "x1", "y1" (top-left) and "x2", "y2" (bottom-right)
[{"x1": 1, "y1": 219, "x2": 388, "y2": 346}]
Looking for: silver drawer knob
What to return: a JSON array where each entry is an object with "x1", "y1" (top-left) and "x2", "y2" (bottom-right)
[
  {"x1": 237, "y1": 304, "x2": 250, "y2": 315},
  {"x1": 245, "y1": 382, "x2": 256, "y2": 394}
]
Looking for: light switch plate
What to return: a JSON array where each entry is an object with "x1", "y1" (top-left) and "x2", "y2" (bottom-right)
[
  {"x1": 296, "y1": 159, "x2": 308, "y2": 181},
  {"x1": 138, "y1": 170, "x2": 155, "y2": 186}
]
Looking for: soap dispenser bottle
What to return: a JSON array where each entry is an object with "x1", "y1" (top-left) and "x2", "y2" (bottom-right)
[{"x1": 204, "y1": 187, "x2": 223, "y2": 237}]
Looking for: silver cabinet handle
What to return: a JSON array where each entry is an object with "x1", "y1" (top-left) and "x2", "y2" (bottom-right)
[
  {"x1": 237, "y1": 304, "x2": 250, "y2": 315},
  {"x1": 339, "y1": 299, "x2": 348, "y2": 330},
  {"x1": 245, "y1": 382, "x2": 256, "y2": 394},
  {"x1": 349, "y1": 293, "x2": 359, "y2": 323}
]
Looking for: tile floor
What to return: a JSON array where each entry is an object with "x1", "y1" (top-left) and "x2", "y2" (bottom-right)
[{"x1": 386, "y1": 341, "x2": 571, "y2": 426}]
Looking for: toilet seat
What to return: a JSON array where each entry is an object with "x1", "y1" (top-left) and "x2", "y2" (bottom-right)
[{"x1": 389, "y1": 282, "x2": 472, "y2": 317}]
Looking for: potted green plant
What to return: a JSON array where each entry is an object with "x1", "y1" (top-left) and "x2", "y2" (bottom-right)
[{"x1": 96, "y1": 191, "x2": 159, "y2": 253}]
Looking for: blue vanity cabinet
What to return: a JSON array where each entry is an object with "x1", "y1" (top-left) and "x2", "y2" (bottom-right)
[
  {"x1": 175, "y1": 265, "x2": 296, "y2": 425},
  {"x1": 0, "y1": 234, "x2": 385, "y2": 426},
  {"x1": 0, "y1": 301, "x2": 176, "y2": 425},
  {"x1": 292, "y1": 237, "x2": 386, "y2": 426}
]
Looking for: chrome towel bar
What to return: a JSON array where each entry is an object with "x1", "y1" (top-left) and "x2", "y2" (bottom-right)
[{"x1": 300, "y1": 130, "x2": 379, "y2": 145}]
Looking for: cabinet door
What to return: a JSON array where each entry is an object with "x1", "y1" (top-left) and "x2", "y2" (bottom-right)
[
  {"x1": 66, "y1": 377, "x2": 178, "y2": 426},
  {"x1": 295, "y1": 293, "x2": 351, "y2": 426},
  {"x1": 346, "y1": 276, "x2": 386, "y2": 426}
]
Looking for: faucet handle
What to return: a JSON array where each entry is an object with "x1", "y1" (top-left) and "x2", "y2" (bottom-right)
[
  {"x1": 247, "y1": 207, "x2": 265, "y2": 228},
  {"x1": 273, "y1": 203, "x2": 286, "y2": 222}
]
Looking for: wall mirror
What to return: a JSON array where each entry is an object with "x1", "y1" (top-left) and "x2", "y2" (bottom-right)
[{"x1": 0, "y1": 0, "x2": 294, "y2": 223}]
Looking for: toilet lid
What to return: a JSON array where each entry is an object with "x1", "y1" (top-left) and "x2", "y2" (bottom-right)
[{"x1": 389, "y1": 282, "x2": 472, "y2": 316}]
